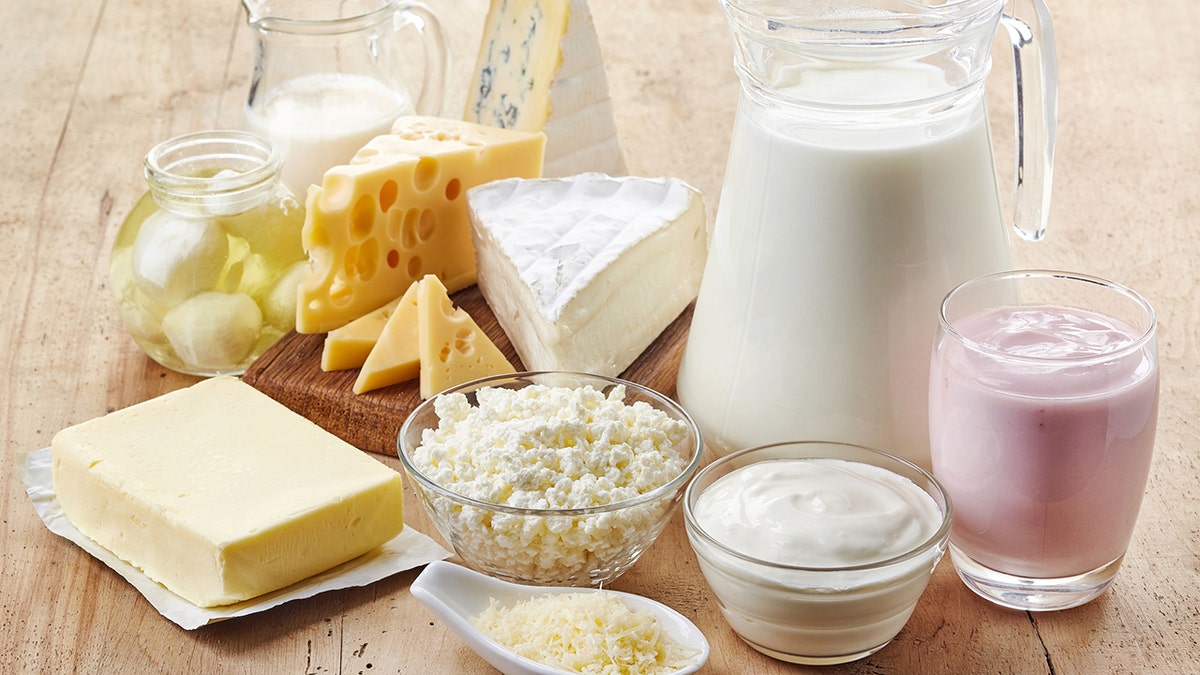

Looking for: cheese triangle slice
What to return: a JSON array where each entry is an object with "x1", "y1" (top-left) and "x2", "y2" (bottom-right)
[
  {"x1": 353, "y1": 281, "x2": 421, "y2": 394},
  {"x1": 321, "y1": 296, "x2": 404, "y2": 372},
  {"x1": 417, "y1": 275, "x2": 515, "y2": 399},
  {"x1": 464, "y1": 0, "x2": 625, "y2": 177}
]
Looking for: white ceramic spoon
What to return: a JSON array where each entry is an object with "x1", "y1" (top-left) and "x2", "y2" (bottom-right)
[{"x1": 410, "y1": 561, "x2": 711, "y2": 675}]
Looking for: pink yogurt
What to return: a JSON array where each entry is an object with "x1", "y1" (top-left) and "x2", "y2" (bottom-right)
[{"x1": 929, "y1": 304, "x2": 1158, "y2": 579}]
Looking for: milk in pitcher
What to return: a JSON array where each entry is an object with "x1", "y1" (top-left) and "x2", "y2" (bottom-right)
[{"x1": 678, "y1": 63, "x2": 1014, "y2": 468}]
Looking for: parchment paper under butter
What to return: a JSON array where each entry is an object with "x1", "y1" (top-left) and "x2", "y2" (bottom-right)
[{"x1": 18, "y1": 447, "x2": 451, "y2": 630}]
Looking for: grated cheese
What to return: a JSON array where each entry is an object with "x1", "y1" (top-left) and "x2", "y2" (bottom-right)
[{"x1": 473, "y1": 591, "x2": 700, "y2": 675}]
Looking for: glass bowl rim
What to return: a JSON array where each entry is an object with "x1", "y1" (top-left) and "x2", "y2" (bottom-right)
[{"x1": 397, "y1": 370, "x2": 705, "y2": 517}]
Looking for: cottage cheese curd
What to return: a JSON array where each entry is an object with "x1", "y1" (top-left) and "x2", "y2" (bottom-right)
[{"x1": 410, "y1": 383, "x2": 691, "y2": 583}]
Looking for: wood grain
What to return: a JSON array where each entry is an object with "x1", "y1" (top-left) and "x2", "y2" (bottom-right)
[
  {"x1": 242, "y1": 287, "x2": 693, "y2": 456},
  {"x1": 4, "y1": 0, "x2": 1200, "y2": 673}
]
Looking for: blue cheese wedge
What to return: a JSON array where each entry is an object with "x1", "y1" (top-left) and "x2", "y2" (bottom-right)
[
  {"x1": 466, "y1": 174, "x2": 707, "y2": 377},
  {"x1": 50, "y1": 377, "x2": 405, "y2": 608},
  {"x1": 464, "y1": 0, "x2": 626, "y2": 178}
]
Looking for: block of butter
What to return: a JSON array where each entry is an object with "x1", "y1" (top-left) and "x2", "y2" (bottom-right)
[{"x1": 50, "y1": 377, "x2": 405, "y2": 608}]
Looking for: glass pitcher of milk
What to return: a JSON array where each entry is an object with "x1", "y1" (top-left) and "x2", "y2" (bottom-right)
[
  {"x1": 242, "y1": 0, "x2": 448, "y2": 194},
  {"x1": 677, "y1": 0, "x2": 1056, "y2": 469}
]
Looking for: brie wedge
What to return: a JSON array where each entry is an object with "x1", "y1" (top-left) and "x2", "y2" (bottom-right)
[{"x1": 467, "y1": 174, "x2": 707, "y2": 377}]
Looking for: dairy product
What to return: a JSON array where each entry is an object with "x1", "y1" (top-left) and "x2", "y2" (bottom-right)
[
  {"x1": 416, "y1": 275, "x2": 515, "y2": 398},
  {"x1": 296, "y1": 116, "x2": 545, "y2": 333},
  {"x1": 468, "y1": 174, "x2": 706, "y2": 377},
  {"x1": 321, "y1": 295, "x2": 404, "y2": 372},
  {"x1": 686, "y1": 452, "x2": 948, "y2": 662},
  {"x1": 50, "y1": 377, "x2": 405, "y2": 608},
  {"x1": 473, "y1": 591, "x2": 699, "y2": 674},
  {"x1": 929, "y1": 304, "x2": 1159, "y2": 579},
  {"x1": 244, "y1": 73, "x2": 414, "y2": 194},
  {"x1": 410, "y1": 383, "x2": 689, "y2": 582},
  {"x1": 160, "y1": 291, "x2": 263, "y2": 371},
  {"x1": 353, "y1": 281, "x2": 422, "y2": 394},
  {"x1": 110, "y1": 145, "x2": 308, "y2": 377},
  {"x1": 693, "y1": 459, "x2": 941, "y2": 567},
  {"x1": 464, "y1": 0, "x2": 625, "y2": 177},
  {"x1": 678, "y1": 68, "x2": 1012, "y2": 469}
]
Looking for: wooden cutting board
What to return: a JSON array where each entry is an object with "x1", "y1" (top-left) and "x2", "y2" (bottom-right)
[{"x1": 243, "y1": 285, "x2": 694, "y2": 456}]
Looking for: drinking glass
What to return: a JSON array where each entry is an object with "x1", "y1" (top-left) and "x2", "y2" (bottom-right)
[{"x1": 929, "y1": 270, "x2": 1159, "y2": 610}]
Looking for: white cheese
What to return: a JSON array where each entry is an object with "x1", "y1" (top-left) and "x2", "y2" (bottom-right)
[
  {"x1": 51, "y1": 376, "x2": 405, "y2": 607},
  {"x1": 467, "y1": 174, "x2": 707, "y2": 377},
  {"x1": 473, "y1": 592, "x2": 700, "y2": 675},
  {"x1": 411, "y1": 384, "x2": 688, "y2": 580},
  {"x1": 464, "y1": 0, "x2": 626, "y2": 177}
]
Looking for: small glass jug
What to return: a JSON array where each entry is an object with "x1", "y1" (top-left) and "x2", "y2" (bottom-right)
[
  {"x1": 242, "y1": 0, "x2": 449, "y2": 194},
  {"x1": 678, "y1": 0, "x2": 1057, "y2": 469}
]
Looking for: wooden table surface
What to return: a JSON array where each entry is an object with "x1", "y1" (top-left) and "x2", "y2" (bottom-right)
[{"x1": 3, "y1": 0, "x2": 1198, "y2": 672}]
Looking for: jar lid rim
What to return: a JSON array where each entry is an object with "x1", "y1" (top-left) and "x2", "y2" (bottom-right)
[{"x1": 144, "y1": 130, "x2": 282, "y2": 195}]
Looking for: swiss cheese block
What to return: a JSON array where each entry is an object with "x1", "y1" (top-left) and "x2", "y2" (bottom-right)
[
  {"x1": 296, "y1": 116, "x2": 546, "y2": 334},
  {"x1": 467, "y1": 174, "x2": 707, "y2": 377},
  {"x1": 50, "y1": 377, "x2": 405, "y2": 608},
  {"x1": 321, "y1": 295, "x2": 404, "y2": 371},
  {"x1": 417, "y1": 274, "x2": 515, "y2": 399},
  {"x1": 464, "y1": 0, "x2": 625, "y2": 178},
  {"x1": 353, "y1": 280, "x2": 421, "y2": 394}
]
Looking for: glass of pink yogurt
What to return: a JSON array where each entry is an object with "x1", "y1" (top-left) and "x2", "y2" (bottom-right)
[{"x1": 929, "y1": 270, "x2": 1159, "y2": 611}]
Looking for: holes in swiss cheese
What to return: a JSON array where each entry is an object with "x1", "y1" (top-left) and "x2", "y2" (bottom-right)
[
  {"x1": 418, "y1": 209, "x2": 436, "y2": 241},
  {"x1": 379, "y1": 180, "x2": 398, "y2": 213},
  {"x1": 444, "y1": 179, "x2": 462, "y2": 201},
  {"x1": 342, "y1": 237, "x2": 380, "y2": 282},
  {"x1": 453, "y1": 328, "x2": 475, "y2": 356},
  {"x1": 413, "y1": 157, "x2": 439, "y2": 192},
  {"x1": 350, "y1": 194, "x2": 376, "y2": 242},
  {"x1": 401, "y1": 209, "x2": 419, "y2": 249}
]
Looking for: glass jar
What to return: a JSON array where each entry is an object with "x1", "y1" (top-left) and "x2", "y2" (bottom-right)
[{"x1": 109, "y1": 131, "x2": 307, "y2": 376}]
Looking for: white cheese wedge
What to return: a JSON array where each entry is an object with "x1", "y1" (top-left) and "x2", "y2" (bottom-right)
[
  {"x1": 464, "y1": 0, "x2": 626, "y2": 178},
  {"x1": 50, "y1": 377, "x2": 405, "y2": 608},
  {"x1": 467, "y1": 174, "x2": 707, "y2": 377}
]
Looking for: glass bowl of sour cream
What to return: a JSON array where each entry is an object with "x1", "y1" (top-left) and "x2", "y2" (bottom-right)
[{"x1": 683, "y1": 441, "x2": 952, "y2": 666}]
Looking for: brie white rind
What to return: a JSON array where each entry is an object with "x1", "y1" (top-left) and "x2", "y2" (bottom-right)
[{"x1": 467, "y1": 174, "x2": 707, "y2": 377}]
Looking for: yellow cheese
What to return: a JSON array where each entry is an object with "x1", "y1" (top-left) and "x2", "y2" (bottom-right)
[
  {"x1": 353, "y1": 280, "x2": 421, "y2": 394},
  {"x1": 417, "y1": 274, "x2": 515, "y2": 398},
  {"x1": 50, "y1": 377, "x2": 405, "y2": 608},
  {"x1": 321, "y1": 295, "x2": 403, "y2": 371},
  {"x1": 296, "y1": 116, "x2": 546, "y2": 334}
]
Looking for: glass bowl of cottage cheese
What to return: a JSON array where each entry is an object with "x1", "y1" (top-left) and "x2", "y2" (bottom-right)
[
  {"x1": 398, "y1": 371, "x2": 704, "y2": 587},
  {"x1": 683, "y1": 441, "x2": 952, "y2": 666}
]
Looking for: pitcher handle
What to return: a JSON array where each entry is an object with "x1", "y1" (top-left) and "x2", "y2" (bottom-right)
[
  {"x1": 396, "y1": 2, "x2": 450, "y2": 117},
  {"x1": 1000, "y1": 0, "x2": 1058, "y2": 243}
]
